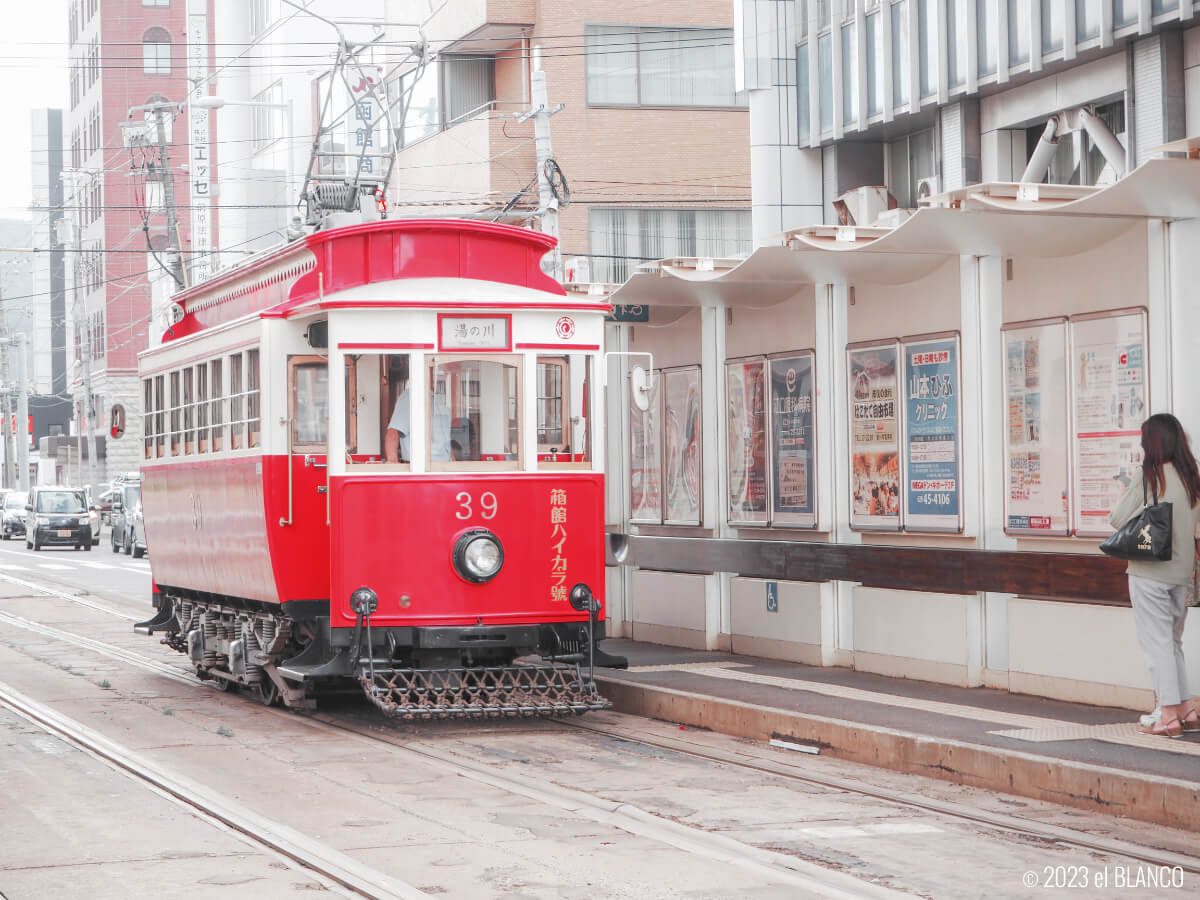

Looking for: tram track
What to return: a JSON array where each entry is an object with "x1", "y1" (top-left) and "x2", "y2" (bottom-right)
[{"x1": 2, "y1": 573, "x2": 1199, "y2": 884}]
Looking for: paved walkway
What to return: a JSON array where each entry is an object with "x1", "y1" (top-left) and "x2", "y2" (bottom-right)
[{"x1": 594, "y1": 639, "x2": 1199, "y2": 830}]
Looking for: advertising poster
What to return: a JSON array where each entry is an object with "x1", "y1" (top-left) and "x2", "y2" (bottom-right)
[
  {"x1": 848, "y1": 342, "x2": 901, "y2": 530},
  {"x1": 630, "y1": 372, "x2": 662, "y2": 523},
  {"x1": 1070, "y1": 309, "x2": 1148, "y2": 537},
  {"x1": 901, "y1": 335, "x2": 962, "y2": 532},
  {"x1": 769, "y1": 352, "x2": 816, "y2": 526},
  {"x1": 727, "y1": 359, "x2": 768, "y2": 525},
  {"x1": 1002, "y1": 319, "x2": 1070, "y2": 535},
  {"x1": 663, "y1": 367, "x2": 703, "y2": 525}
]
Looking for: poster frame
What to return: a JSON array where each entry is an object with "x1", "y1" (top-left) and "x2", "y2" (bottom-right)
[
  {"x1": 1068, "y1": 306, "x2": 1149, "y2": 538},
  {"x1": 726, "y1": 355, "x2": 770, "y2": 526},
  {"x1": 767, "y1": 349, "x2": 818, "y2": 528},
  {"x1": 847, "y1": 338, "x2": 903, "y2": 532},
  {"x1": 898, "y1": 330, "x2": 964, "y2": 534},
  {"x1": 1001, "y1": 316, "x2": 1071, "y2": 537},
  {"x1": 629, "y1": 367, "x2": 664, "y2": 525},
  {"x1": 662, "y1": 365, "x2": 704, "y2": 526}
]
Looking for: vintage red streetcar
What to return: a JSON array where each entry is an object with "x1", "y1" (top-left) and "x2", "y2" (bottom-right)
[{"x1": 135, "y1": 218, "x2": 623, "y2": 718}]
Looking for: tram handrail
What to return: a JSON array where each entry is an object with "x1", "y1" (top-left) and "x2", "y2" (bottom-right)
[{"x1": 279, "y1": 415, "x2": 294, "y2": 527}]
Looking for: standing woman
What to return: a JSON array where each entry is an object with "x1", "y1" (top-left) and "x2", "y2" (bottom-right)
[{"x1": 1109, "y1": 414, "x2": 1200, "y2": 737}]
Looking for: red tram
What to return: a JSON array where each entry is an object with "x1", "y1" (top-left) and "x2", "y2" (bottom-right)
[{"x1": 135, "y1": 219, "x2": 622, "y2": 717}]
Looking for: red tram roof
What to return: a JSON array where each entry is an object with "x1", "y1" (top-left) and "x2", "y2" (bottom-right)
[{"x1": 165, "y1": 219, "x2": 571, "y2": 341}]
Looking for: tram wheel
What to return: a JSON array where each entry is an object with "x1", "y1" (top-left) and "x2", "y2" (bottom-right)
[{"x1": 253, "y1": 675, "x2": 280, "y2": 707}]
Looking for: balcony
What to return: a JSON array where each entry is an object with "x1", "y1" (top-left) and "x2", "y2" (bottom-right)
[{"x1": 420, "y1": 1, "x2": 534, "y2": 53}]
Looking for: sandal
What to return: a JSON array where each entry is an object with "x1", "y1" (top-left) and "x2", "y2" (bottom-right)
[
  {"x1": 1182, "y1": 710, "x2": 1200, "y2": 733},
  {"x1": 1140, "y1": 718, "x2": 1183, "y2": 738}
]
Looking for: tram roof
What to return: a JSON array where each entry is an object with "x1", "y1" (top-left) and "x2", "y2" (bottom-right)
[{"x1": 166, "y1": 219, "x2": 577, "y2": 341}]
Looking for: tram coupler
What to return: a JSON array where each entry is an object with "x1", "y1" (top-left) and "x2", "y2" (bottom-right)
[{"x1": 569, "y1": 583, "x2": 602, "y2": 688}]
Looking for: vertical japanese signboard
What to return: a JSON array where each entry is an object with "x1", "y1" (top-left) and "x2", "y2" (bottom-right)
[
  {"x1": 1070, "y1": 308, "x2": 1148, "y2": 537},
  {"x1": 901, "y1": 333, "x2": 962, "y2": 532},
  {"x1": 848, "y1": 342, "x2": 901, "y2": 530},
  {"x1": 187, "y1": 8, "x2": 212, "y2": 282},
  {"x1": 663, "y1": 367, "x2": 703, "y2": 525},
  {"x1": 630, "y1": 371, "x2": 662, "y2": 523},
  {"x1": 727, "y1": 358, "x2": 768, "y2": 525},
  {"x1": 1003, "y1": 318, "x2": 1071, "y2": 535},
  {"x1": 769, "y1": 351, "x2": 816, "y2": 527}
]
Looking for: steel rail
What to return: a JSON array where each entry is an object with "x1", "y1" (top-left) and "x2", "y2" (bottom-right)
[
  {"x1": 4, "y1": 568, "x2": 1199, "y2": 880},
  {"x1": 0, "y1": 678, "x2": 431, "y2": 900}
]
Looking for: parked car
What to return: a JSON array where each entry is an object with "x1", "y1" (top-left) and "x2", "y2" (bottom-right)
[
  {"x1": 110, "y1": 475, "x2": 145, "y2": 557},
  {"x1": 97, "y1": 488, "x2": 117, "y2": 524},
  {"x1": 2, "y1": 491, "x2": 26, "y2": 539},
  {"x1": 25, "y1": 486, "x2": 92, "y2": 551}
]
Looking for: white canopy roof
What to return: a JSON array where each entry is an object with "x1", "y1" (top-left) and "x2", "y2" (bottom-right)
[{"x1": 608, "y1": 156, "x2": 1200, "y2": 309}]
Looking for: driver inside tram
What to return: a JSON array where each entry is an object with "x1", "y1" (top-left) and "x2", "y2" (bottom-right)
[{"x1": 384, "y1": 361, "x2": 452, "y2": 463}]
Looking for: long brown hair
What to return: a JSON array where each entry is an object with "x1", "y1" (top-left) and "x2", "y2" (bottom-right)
[{"x1": 1141, "y1": 413, "x2": 1200, "y2": 506}]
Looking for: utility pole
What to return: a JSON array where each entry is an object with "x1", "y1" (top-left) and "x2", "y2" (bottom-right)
[
  {"x1": 13, "y1": 333, "x2": 29, "y2": 492},
  {"x1": 62, "y1": 173, "x2": 98, "y2": 497},
  {"x1": 152, "y1": 105, "x2": 188, "y2": 291},
  {"x1": 522, "y1": 46, "x2": 564, "y2": 281}
]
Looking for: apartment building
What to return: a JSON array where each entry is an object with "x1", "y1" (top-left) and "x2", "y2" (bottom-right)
[
  {"x1": 384, "y1": 1, "x2": 751, "y2": 284},
  {"x1": 64, "y1": 0, "x2": 194, "y2": 486}
]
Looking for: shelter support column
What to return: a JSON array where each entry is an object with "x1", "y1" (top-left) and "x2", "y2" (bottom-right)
[
  {"x1": 816, "y1": 283, "x2": 857, "y2": 666},
  {"x1": 1167, "y1": 220, "x2": 1200, "y2": 434},
  {"x1": 1147, "y1": 219, "x2": 1173, "y2": 416},
  {"x1": 604, "y1": 321, "x2": 632, "y2": 637},
  {"x1": 966, "y1": 255, "x2": 1016, "y2": 686},
  {"x1": 701, "y1": 304, "x2": 732, "y2": 651}
]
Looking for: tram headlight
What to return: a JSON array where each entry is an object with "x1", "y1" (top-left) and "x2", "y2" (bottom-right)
[{"x1": 453, "y1": 530, "x2": 504, "y2": 583}]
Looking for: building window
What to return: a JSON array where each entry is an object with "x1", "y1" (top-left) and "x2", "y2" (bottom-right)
[
  {"x1": 947, "y1": 0, "x2": 968, "y2": 88},
  {"x1": 1008, "y1": 0, "x2": 1031, "y2": 67},
  {"x1": 588, "y1": 208, "x2": 752, "y2": 284},
  {"x1": 1041, "y1": 0, "x2": 1064, "y2": 54},
  {"x1": 797, "y1": 43, "x2": 811, "y2": 141},
  {"x1": 841, "y1": 22, "x2": 857, "y2": 126},
  {"x1": 143, "y1": 0, "x2": 170, "y2": 6},
  {"x1": 249, "y1": 0, "x2": 270, "y2": 35},
  {"x1": 1076, "y1": 0, "x2": 1102, "y2": 41},
  {"x1": 1113, "y1": 0, "x2": 1138, "y2": 26},
  {"x1": 977, "y1": 0, "x2": 998, "y2": 76},
  {"x1": 585, "y1": 25, "x2": 742, "y2": 107},
  {"x1": 250, "y1": 81, "x2": 283, "y2": 152},
  {"x1": 888, "y1": 129, "x2": 936, "y2": 208},
  {"x1": 865, "y1": 11, "x2": 883, "y2": 115},
  {"x1": 442, "y1": 56, "x2": 495, "y2": 125},
  {"x1": 142, "y1": 28, "x2": 171, "y2": 74},
  {"x1": 917, "y1": 0, "x2": 936, "y2": 97},
  {"x1": 818, "y1": 31, "x2": 833, "y2": 132},
  {"x1": 891, "y1": 1, "x2": 909, "y2": 107}
]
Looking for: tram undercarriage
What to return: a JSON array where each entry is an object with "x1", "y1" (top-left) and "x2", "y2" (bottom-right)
[{"x1": 136, "y1": 592, "x2": 616, "y2": 719}]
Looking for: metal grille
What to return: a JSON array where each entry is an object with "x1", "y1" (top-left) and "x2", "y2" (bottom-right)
[{"x1": 360, "y1": 664, "x2": 610, "y2": 720}]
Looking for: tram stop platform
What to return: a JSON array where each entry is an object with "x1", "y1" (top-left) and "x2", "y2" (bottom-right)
[{"x1": 593, "y1": 639, "x2": 1200, "y2": 831}]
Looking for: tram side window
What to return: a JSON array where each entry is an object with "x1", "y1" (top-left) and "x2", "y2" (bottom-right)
[
  {"x1": 154, "y1": 374, "x2": 165, "y2": 457},
  {"x1": 169, "y1": 371, "x2": 181, "y2": 456},
  {"x1": 428, "y1": 355, "x2": 520, "y2": 468},
  {"x1": 247, "y1": 348, "x2": 261, "y2": 448},
  {"x1": 291, "y1": 357, "x2": 328, "y2": 447},
  {"x1": 210, "y1": 358, "x2": 224, "y2": 451},
  {"x1": 196, "y1": 363, "x2": 209, "y2": 452},
  {"x1": 183, "y1": 367, "x2": 195, "y2": 454},
  {"x1": 142, "y1": 378, "x2": 153, "y2": 460},
  {"x1": 537, "y1": 354, "x2": 593, "y2": 468},
  {"x1": 230, "y1": 352, "x2": 244, "y2": 450}
]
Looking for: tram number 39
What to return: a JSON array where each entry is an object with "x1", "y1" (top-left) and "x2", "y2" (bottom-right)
[{"x1": 455, "y1": 491, "x2": 499, "y2": 520}]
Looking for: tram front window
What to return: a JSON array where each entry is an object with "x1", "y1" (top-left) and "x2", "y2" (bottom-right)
[{"x1": 428, "y1": 356, "x2": 521, "y2": 467}]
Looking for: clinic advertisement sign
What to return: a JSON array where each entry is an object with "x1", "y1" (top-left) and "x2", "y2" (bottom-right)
[
  {"x1": 769, "y1": 352, "x2": 816, "y2": 526},
  {"x1": 901, "y1": 334, "x2": 963, "y2": 532}
]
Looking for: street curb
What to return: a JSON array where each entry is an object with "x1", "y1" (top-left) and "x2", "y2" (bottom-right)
[{"x1": 597, "y1": 675, "x2": 1200, "y2": 832}]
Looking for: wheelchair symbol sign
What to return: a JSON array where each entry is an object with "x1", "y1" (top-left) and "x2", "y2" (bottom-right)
[{"x1": 766, "y1": 581, "x2": 778, "y2": 613}]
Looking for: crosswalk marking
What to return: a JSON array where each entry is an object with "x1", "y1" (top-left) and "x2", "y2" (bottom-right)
[
  {"x1": 36, "y1": 564, "x2": 73, "y2": 571},
  {"x1": 0, "y1": 563, "x2": 28, "y2": 570},
  {"x1": 79, "y1": 562, "x2": 117, "y2": 569}
]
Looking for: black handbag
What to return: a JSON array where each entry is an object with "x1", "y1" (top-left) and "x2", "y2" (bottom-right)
[{"x1": 1100, "y1": 479, "x2": 1173, "y2": 562}]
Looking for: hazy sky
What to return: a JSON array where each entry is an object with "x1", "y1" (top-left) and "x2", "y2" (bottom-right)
[{"x1": 0, "y1": 3, "x2": 69, "y2": 222}]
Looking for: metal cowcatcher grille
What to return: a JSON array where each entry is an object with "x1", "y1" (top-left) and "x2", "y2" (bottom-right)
[{"x1": 359, "y1": 664, "x2": 611, "y2": 720}]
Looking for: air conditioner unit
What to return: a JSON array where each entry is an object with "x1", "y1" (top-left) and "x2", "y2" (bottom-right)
[{"x1": 916, "y1": 175, "x2": 941, "y2": 204}]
